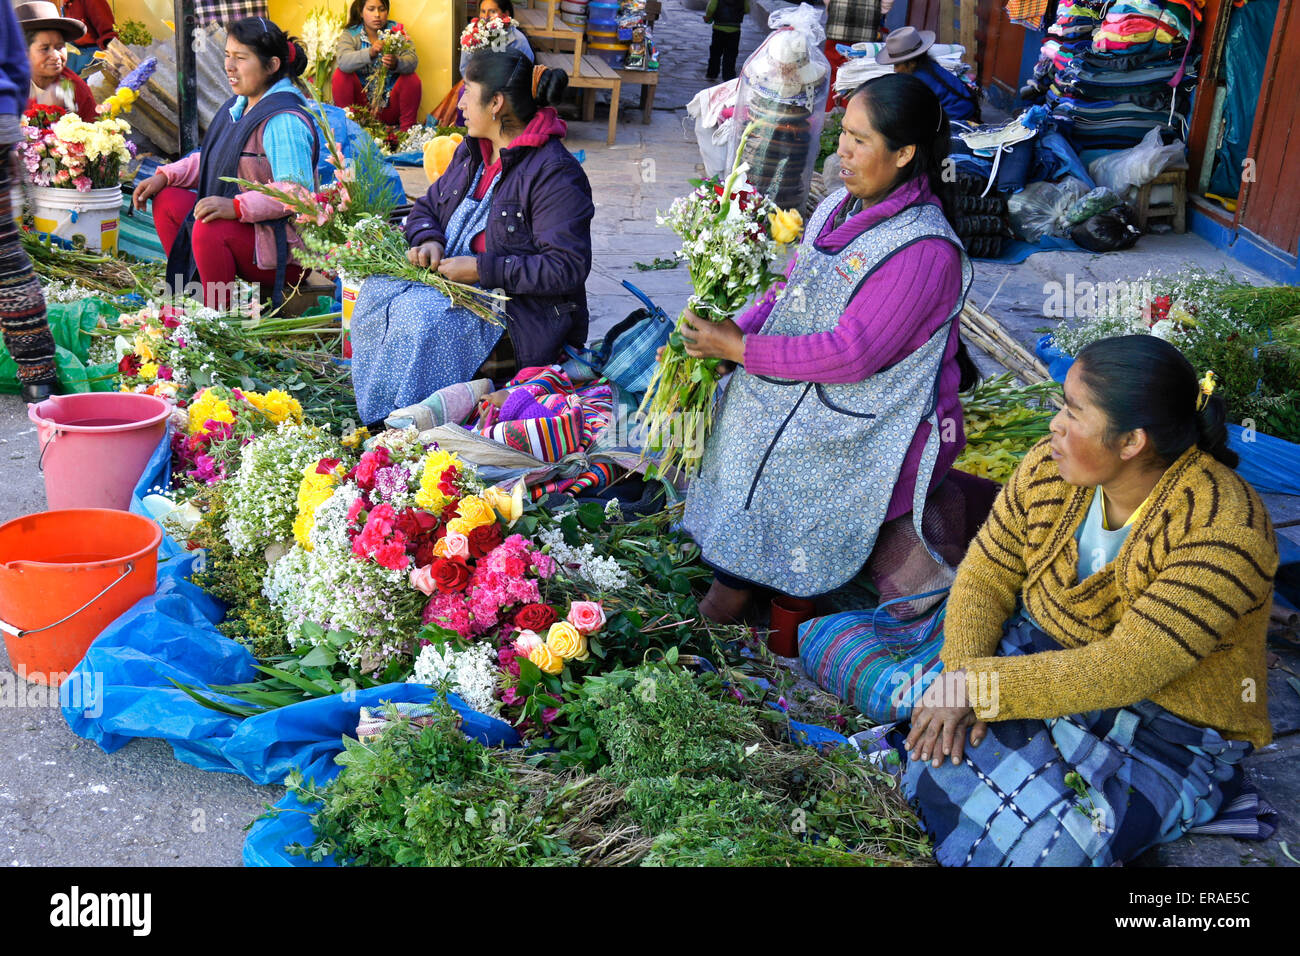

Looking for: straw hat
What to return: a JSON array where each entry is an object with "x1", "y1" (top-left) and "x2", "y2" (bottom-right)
[
  {"x1": 14, "y1": 2, "x2": 86, "y2": 42},
  {"x1": 875, "y1": 26, "x2": 936, "y2": 65}
]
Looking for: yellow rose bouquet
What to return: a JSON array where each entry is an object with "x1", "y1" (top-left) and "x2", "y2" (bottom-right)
[{"x1": 641, "y1": 123, "x2": 803, "y2": 479}]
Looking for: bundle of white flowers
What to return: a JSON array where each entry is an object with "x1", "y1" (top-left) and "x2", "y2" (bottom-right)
[
  {"x1": 408, "y1": 641, "x2": 501, "y2": 717},
  {"x1": 224, "y1": 422, "x2": 340, "y2": 556}
]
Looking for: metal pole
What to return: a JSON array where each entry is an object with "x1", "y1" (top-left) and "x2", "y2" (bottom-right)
[{"x1": 175, "y1": 0, "x2": 199, "y2": 155}]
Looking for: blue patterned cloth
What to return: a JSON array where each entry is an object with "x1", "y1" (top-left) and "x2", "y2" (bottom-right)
[
  {"x1": 903, "y1": 614, "x2": 1255, "y2": 866},
  {"x1": 350, "y1": 169, "x2": 504, "y2": 424}
]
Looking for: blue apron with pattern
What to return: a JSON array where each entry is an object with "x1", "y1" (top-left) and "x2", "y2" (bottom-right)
[
  {"x1": 351, "y1": 167, "x2": 505, "y2": 424},
  {"x1": 683, "y1": 188, "x2": 973, "y2": 597}
]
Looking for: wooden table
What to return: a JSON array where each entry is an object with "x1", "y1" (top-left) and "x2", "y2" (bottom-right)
[
  {"x1": 535, "y1": 51, "x2": 622, "y2": 145},
  {"x1": 517, "y1": 5, "x2": 585, "y2": 75},
  {"x1": 615, "y1": 67, "x2": 658, "y2": 124}
]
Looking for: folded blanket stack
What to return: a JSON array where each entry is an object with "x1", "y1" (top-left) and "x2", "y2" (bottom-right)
[{"x1": 1051, "y1": 0, "x2": 1202, "y2": 152}]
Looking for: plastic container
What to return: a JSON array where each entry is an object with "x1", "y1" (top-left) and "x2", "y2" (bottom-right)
[
  {"x1": 588, "y1": 1, "x2": 618, "y2": 15},
  {"x1": 28, "y1": 392, "x2": 170, "y2": 511},
  {"x1": 0, "y1": 508, "x2": 161, "y2": 684},
  {"x1": 561, "y1": 12, "x2": 588, "y2": 24},
  {"x1": 768, "y1": 594, "x2": 815, "y2": 657},
  {"x1": 560, "y1": 0, "x2": 588, "y2": 12},
  {"x1": 27, "y1": 185, "x2": 121, "y2": 254},
  {"x1": 339, "y1": 271, "x2": 362, "y2": 360},
  {"x1": 586, "y1": 23, "x2": 619, "y2": 36}
]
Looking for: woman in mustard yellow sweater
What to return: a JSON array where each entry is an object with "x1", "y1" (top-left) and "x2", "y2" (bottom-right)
[{"x1": 903, "y1": 334, "x2": 1278, "y2": 866}]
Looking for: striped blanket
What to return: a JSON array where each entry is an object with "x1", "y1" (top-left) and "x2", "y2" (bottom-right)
[{"x1": 903, "y1": 614, "x2": 1266, "y2": 866}]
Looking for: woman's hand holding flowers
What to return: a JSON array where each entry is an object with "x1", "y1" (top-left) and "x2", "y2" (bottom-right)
[
  {"x1": 437, "y1": 255, "x2": 479, "y2": 284},
  {"x1": 679, "y1": 309, "x2": 744, "y2": 364}
]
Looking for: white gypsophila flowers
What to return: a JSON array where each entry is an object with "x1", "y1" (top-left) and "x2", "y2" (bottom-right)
[
  {"x1": 408, "y1": 642, "x2": 501, "y2": 717},
  {"x1": 224, "y1": 422, "x2": 339, "y2": 555},
  {"x1": 537, "y1": 525, "x2": 631, "y2": 593}
]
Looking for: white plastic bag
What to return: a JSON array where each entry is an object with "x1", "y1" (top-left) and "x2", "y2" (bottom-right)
[
  {"x1": 1088, "y1": 127, "x2": 1187, "y2": 196},
  {"x1": 728, "y1": 3, "x2": 830, "y2": 211},
  {"x1": 687, "y1": 79, "x2": 740, "y2": 176},
  {"x1": 1006, "y1": 177, "x2": 1090, "y2": 242}
]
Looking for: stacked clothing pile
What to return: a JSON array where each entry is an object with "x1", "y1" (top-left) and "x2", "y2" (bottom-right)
[
  {"x1": 1047, "y1": 0, "x2": 1203, "y2": 154},
  {"x1": 1024, "y1": 0, "x2": 1105, "y2": 95}
]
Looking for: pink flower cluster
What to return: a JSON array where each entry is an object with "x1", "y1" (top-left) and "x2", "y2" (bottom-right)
[
  {"x1": 350, "y1": 503, "x2": 411, "y2": 571},
  {"x1": 420, "y1": 534, "x2": 554, "y2": 639}
]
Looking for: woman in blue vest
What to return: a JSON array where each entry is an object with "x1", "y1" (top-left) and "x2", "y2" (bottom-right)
[
  {"x1": 132, "y1": 17, "x2": 319, "y2": 310},
  {"x1": 876, "y1": 26, "x2": 979, "y2": 123}
]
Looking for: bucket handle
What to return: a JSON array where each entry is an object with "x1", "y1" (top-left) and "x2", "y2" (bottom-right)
[
  {"x1": 36, "y1": 425, "x2": 63, "y2": 473},
  {"x1": 0, "y1": 561, "x2": 135, "y2": 639}
]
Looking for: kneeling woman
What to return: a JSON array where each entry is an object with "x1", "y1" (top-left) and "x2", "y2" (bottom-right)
[
  {"x1": 905, "y1": 335, "x2": 1278, "y2": 866},
  {"x1": 332, "y1": 0, "x2": 421, "y2": 132},
  {"x1": 681, "y1": 73, "x2": 974, "y2": 622},
  {"x1": 350, "y1": 51, "x2": 593, "y2": 424},
  {"x1": 132, "y1": 18, "x2": 318, "y2": 309}
]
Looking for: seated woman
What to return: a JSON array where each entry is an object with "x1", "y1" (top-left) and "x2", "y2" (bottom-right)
[
  {"x1": 332, "y1": 0, "x2": 422, "y2": 132},
  {"x1": 61, "y1": 0, "x2": 115, "y2": 73},
  {"x1": 131, "y1": 18, "x2": 318, "y2": 310},
  {"x1": 350, "y1": 50, "x2": 593, "y2": 426},
  {"x1": 434, "y1": 0, "x2": 533, "y2": 128},
  {"x1": 876, "y1": 26, "x2": 978, "y2": 123},
  {"x1": 904, "y1": 334, "x2": 1278, "y2": 867},
  {"x1": 679, "y1": 73, "x2": 975, "y2": 623},
  {"x1": 17, "y1": 1, "x2": 96, "y2": 120}
]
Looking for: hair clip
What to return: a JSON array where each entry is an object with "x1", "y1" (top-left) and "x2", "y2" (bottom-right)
[{"x1": 1196, "y1": 370, "x2": 1217, "y2": 411}]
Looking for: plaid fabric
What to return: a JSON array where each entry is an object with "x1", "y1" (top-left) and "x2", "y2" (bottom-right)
[
  {"x1": 1006, "y1": 0, "x2": 1053, "y2": 31},
  {"x1": 0, "y1": 163, "x2": 57, "y2": 386},
  {"x1": 194, "y1": 0, "x2": 268, "y2": 27},
  {"x1": 903, "y1": 614, "x2": 1256, "y2": 866},
  {"x1": 798, "y1": 594, "x2": 949, "y2": 723},
  {"x1": 825, "y1": 0, "x2": 885, "y2": 43}
]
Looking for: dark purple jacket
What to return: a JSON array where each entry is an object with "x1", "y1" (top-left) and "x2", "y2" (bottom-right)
[{"x1": 404, "y1": 108, "x2": 595, "y2": 370}]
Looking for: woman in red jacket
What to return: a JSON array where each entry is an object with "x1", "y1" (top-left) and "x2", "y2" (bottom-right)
[{"x1": 15, "y1": 2, "x2": 96, "y2": 120}]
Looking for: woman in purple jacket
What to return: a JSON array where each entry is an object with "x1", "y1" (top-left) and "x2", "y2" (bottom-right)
[
  {"x1": 681, "y1": 73, "x2": 978, "y2": 623},
  {"x1": 350, "y1": 50, "x2": 593, "y2": 424}
]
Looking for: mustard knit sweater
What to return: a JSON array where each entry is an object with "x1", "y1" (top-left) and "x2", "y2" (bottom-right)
[{"x1": 942, "y1": 440, "x2": 1278, "y2": 748}]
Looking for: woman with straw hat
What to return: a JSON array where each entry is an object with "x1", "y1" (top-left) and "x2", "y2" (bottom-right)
[
  {"x1": 876, "y1": 25, "x2": 978, "y2": 122},
  {"x1": 15, "y1": 1, "x2": 97, "y2": 120}
]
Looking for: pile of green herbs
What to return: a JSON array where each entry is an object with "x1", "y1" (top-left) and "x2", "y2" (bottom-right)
[
  {"x1": 279, "y1": 660, "x2": 931, "y2": 866},
  {"x1": 1045, "y1": 269, "x2": 1300, "y2": 443}
]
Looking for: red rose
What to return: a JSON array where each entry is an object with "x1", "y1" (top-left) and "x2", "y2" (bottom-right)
[
  {"x1": 514, "y1": 603, "x2": 556, "y2": 632},
  {"x1": 118, "y1": 354, "x2": 141, "y2": 376},
  {"x1": 466, "y1": 523, "x2": 502, "y2": 559},
  {"x1": 431, "y1": 557, "x2": 471, "y2": 593},
  {"x1": 315, "y1": 457, "x2": 341, "y2": 475}
]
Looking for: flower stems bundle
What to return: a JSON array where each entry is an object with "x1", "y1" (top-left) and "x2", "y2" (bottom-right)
[
  {"x1": 362, "y1": 25, "x2": 414, "y2": 123},
  {"x1": 638, "y1": 124, "x2": 803, "y2": 479},
  {"x1": 296, "y1": 215, "x2": 509, "y2": 327}
]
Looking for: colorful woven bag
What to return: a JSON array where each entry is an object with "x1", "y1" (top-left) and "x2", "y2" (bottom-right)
[{"x1": 797, "y1": 589, "x2": 949, "y2": 723}]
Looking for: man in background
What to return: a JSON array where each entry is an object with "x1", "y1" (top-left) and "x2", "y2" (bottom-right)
[
  {"x1": 824, "y1": 0, "x2": 893, "y2": 108},
  {"x1": 704, "y1": 0, "x2": 749, "y2": 81}
]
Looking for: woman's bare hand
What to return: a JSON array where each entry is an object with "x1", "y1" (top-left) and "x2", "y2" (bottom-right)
[
  {"x1": 407, "y1": 241, "x2": 444, "y2": 269},
  {"x1": 132, "y1": 172, "x2": 168, "y2": 211}
]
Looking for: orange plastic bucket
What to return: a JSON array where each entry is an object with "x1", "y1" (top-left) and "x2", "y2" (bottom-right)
[{"x1": 0, "y1": 509, "x2": 161, "y2": 686}]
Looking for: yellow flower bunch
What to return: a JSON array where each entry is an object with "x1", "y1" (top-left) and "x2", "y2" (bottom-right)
[
  {"x1": 413, "y1": 448, "x2": 465, "y2": 513},
  {"x1": 446, "y1": 495, "x2": 496, "y2": 536},
  {"x1": 138, "y1": 362, "x2": 158, "y2": 380},
  {"x1": 132, "y1": 332, "x2": 155, "y2": 363},
  {"x1": 292, "y1": 460, "x2": 345, "y2": 549},
  {"x1": 100, "y1": 87, "x2": 139, "y2": 119},
  {"x1": 187, "y1": 388, "x2": 236, "y2": 434},
  {"x1": 259, "y1": 389, "x2": 304, "y2": 425},
  {"x1": 769, "y1": 207, "x2": 803, "y2": 244},
  {"x1": 51, "y1": 114, "x2": 132, "y2": 164}
]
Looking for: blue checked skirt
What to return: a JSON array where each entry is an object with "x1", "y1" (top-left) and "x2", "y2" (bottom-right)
[{"x1": 903, "y1": 615, "x2": 1256, "y2": 867}]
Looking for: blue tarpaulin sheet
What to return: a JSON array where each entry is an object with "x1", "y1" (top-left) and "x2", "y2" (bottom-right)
[{"x1": 61, "y1": 431, "x2": 519, "y2": 865}]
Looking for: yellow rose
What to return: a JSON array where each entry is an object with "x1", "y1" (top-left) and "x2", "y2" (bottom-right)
[
  {"x1": 145, "y1": 325, "x2": 165, "y2": 340},
  {"x1": 138, "y1": 362, "x2": 158, "y2": 380},
  {"x1": 451, "y1": 495, "x2": 496, "y2": 531},
  {"x1": 545, "y1": 621, "x2": 589, "y2": 661},
  {"x1": 133, "y1": 335, "x2": 155, "y2": 363},
  {"x1": 528, "y1": 641, "x2": 564, "y2": 676},
  {"x1": 482, "y1": 479, "x2": 525, "y2": 526},
  {"x1": 769, "y1": 208, "x2": 804, "y2": 244}
]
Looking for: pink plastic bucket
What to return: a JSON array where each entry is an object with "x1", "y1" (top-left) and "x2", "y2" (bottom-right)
[{"x1": 28, "y1": 393, "x2": 170, "y2": 511}]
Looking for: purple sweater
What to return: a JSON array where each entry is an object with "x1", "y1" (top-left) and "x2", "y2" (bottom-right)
[{"x1": 736, "y1": 177, "x2": 965, "y2": 521}]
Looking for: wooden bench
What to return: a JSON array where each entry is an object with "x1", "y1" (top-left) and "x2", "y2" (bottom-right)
[
  {"x1": 615, "y1": 67, "x2": 658, "y2": 124},
  {"x1": 1134, "y1": 168, "x2": 1187, "y2": 234},
  {"x1": 535, "y1": 51, "x2": 622, "y2": 145}
]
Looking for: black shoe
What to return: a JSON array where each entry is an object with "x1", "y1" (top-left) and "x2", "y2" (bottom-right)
[{"x1": 21, "y1": 382, "x2": 53, "y2": 404}]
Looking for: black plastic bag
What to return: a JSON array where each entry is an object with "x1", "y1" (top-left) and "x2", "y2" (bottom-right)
[{"x1": 1069, "y1": 205, "x2": 1141, "y2": 252}]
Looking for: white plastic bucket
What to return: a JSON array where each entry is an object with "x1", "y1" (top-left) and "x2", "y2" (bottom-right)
[{"x1": 28, "y1": 185, "x2": 121, "y2": 254}]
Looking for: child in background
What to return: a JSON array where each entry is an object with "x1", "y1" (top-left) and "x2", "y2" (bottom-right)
[{"x1": 704, "y1": 0, "x2": 748, "y2": 81}]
